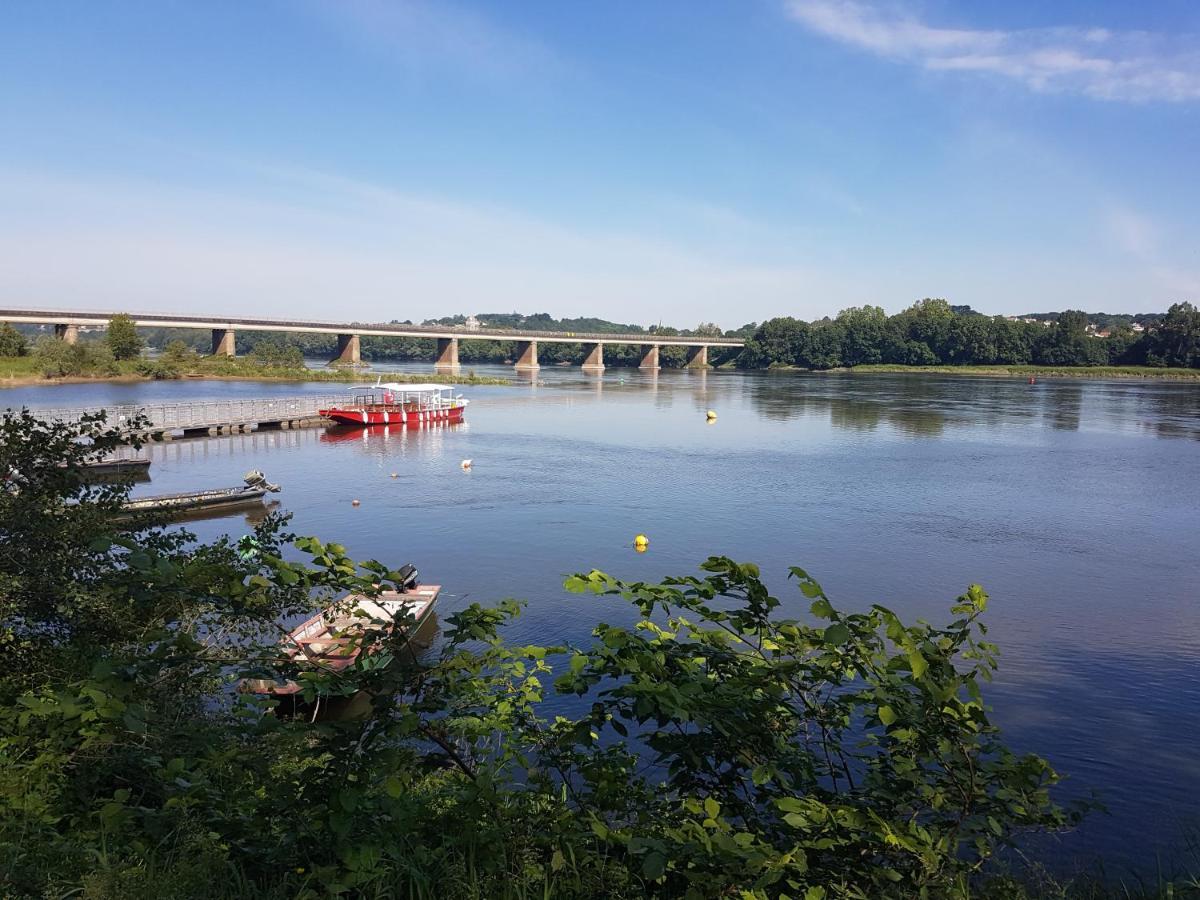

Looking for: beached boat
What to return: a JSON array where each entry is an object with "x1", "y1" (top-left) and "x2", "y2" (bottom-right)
[
  {"x1": 241, "y1": 574, "x2": 439, "y2": 699},
  {"x1": 319, "y1": 382, "x2": 468, "y2": 428},
  {"x1": 120, "y1": 470, "x2": 280, "y2": 515}
]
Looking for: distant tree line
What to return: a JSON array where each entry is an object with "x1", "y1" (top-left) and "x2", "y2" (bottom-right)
[{"x1": 736, "y1": 300, "x2": 1200, "y2": 370}]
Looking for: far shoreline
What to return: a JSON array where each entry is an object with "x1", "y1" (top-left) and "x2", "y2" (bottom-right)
[{"x1": 744, "y1": 363, "x2": 1200, "y2": 382}]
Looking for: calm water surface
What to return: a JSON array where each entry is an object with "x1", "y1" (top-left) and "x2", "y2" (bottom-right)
[{"x1": 7, "y1": 367, "x2": 1200, "y2": 871}]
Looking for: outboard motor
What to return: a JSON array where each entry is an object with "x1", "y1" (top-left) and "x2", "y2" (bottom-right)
[
  {"x1": 243, "y1": 469, "x2": 282, "y2": 493},
  {"x1": 395, "y1": 564, "x2": 419, "y2": 590}
]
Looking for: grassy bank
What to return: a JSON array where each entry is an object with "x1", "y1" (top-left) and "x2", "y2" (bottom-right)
[
  {"x1": 842, "y1": 364, "x2": 1200, "y2": 380},
  {"x1": 0, "y1": 354, "x2": 509, "y2": 387}
]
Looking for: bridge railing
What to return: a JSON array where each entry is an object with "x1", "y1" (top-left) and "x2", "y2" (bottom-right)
[{"x1": 29, "y1": 394, "x2": 347, "y2": 432}]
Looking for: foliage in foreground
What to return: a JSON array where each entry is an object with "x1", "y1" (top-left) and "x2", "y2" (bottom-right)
[{"x1": 0, "y1": 412, "x2": 1106, "y2": 898}]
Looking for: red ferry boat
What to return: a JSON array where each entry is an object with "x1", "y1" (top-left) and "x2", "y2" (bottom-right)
[{"x1": 319, "y1": 382, "x2": 469, "y2": 428}]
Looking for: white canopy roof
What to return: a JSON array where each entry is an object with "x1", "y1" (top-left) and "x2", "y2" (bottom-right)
[{"x1": 349, "y1": 382, "x2": 457, "y2": 392}]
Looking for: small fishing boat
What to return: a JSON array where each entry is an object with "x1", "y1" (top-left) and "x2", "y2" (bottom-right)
[
  {"x1": 120, "y1": 469, "x2": 280, "y2": 516},
  {"x1": 319, "y1": 382, "x2": 469, "y2": 428},
  {"x1": 82, "y1": 457, "x2": 152, "y2": 477},
  {"x1": 241, "y1": 567, "x2": 438, "y2": 699}
]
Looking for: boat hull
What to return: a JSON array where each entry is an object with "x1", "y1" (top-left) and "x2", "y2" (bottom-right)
[
  {"x1": 319, "y1": 406, "x2": 466, "y2": 428},
  {"x1": 82, "y1": 458, "x2": 152, "y2": 476},
  {"x1": 120, "y1": 488, "x2": 269, "y2": 515}
]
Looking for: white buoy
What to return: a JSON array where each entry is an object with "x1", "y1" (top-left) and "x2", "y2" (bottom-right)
[{"x1": 461, "y1": 459, "x2": 473, "y2": 470}]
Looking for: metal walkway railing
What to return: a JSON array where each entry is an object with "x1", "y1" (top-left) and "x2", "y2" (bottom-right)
[{"x1": 29, "y1": 394, "x2": 346, "y2": 433}]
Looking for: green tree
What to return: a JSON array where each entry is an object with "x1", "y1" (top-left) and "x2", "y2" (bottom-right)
[
  {"x1": 1145, "y1": 301, "x2": 1200, "y2": 368},
  {"x1": 1036, "y1": 310, "x2": 1108, "y2": 366},
  {"x1": 105, "y1": 313, "x2": 145, "y2": 360},
  {"x1": 835, "y1": 305, "x2": 888, "y2": 366},
  {"x1": 992, "y1": 317, "x2": 1035, "y2": 365},
  {"x1": 0, "y1": 322, "x2": 27, "y2": 357},
  {"x1": 944, "y1": 315, "x2": 997, "y2": 364},
  {"x1": 804, "y1": 321, "x2": 845, "y2": 369},
  {"x1": 738, "y1": 317, "x2": 809, "y2": 368}
]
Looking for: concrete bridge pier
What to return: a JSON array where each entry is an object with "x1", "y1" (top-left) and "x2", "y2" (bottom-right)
[
  {"x1": 686, "y1": 345, "x2": 709, "y2": 368},
  {"x1": 54, "y1": 324, "x2": 79, "y2": 344},
  {"x1": 639, "y1": 344, "x2": 660, "y2": 370},
  {"x1": 581, "y1": 342, "x2": 605, "y2": 372},
  {"x1": 435, "y1": 337, "x2": 460, "y2": 370},
  {"x1": 330, "y1": 333, "x2": 361, "y2": 366},
  {"x1": 514, "y1": 340, "x2": 539, "y2": 370},
  {"x1": 211, "y1": 328, "x2": 236, "y2": 357}
]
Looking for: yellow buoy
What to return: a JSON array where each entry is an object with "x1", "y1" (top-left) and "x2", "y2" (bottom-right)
[
  {"x1": 634, "y1": 534, "x2": 649, "y2": 550},
  {"x1": 706, "y1": 410, "x2": 717, "y2": 421}
]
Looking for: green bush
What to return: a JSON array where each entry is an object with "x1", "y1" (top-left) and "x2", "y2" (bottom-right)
[
  {"x1": 31, "y1": 336, "x2": 119, "y2": 377},
  {"x1": 248, "y1": 339, "x2": 304, "y2": 368},
  {"x1": 133, "y1": 357, "x2": 181, "y2": 379},
  {"x1": 0, "y1": 412, "x2": 1093, "y2": 898},
  {"x1": 0, "y1": 322, "x2": 27, "y2": 357}
]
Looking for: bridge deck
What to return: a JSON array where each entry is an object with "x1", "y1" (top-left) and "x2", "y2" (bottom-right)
[{"x1": 0, "y1": 307, "x2": 743, "y2": 347}]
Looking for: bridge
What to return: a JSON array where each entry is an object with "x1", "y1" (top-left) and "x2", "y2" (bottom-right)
[{"x1": 0, "y1": 307, "x2": 744, "y2": 371}]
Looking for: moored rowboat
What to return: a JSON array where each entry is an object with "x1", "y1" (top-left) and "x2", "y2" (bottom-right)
[
  {"x1": 120, "y1": 470, "x2": 279, "y2": 516},
  {"x1": 241, "y1": 579, "x2": 439, "y2": 698},
  {"x1": 82, "y1": 457, "x2": 152, "y2": 477}
]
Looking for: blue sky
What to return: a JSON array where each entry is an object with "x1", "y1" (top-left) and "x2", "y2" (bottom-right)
[{"x1": 1, "y1": 1, "x2": 1197, "y2": 327}]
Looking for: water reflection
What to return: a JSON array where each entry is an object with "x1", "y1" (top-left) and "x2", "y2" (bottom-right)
[
  {"x1": 1146, "y1": 385, "x2": 1200, "y2": 439},
  {"x1": 172, "y1": 498, "x2": 282, "y2": 525},
  {"x1": 1040, "y1": 382, "x2": 1083, "y2": 431},
  {"x1": 746, "y1": 374, "x2": 952, "y2": 435},
  {"x1": 319, "y1": 422, "x2": 465, "y2": 446}
]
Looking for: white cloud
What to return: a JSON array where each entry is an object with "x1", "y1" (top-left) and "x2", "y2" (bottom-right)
[
  {"x1": 303, "y1": 0, "x2": 562, "y2": 81},
  {"x1": 1101, "y1": 205, "x2": 1200, "y2": 300},
  {"x1": 1103, "y1": 206, "x2": 1160, "y2": 259},
  {"x1": 785, "y1": 0, "x2": 1200, "y2": 102}
]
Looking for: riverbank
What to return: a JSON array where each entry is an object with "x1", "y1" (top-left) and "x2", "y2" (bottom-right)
[
  {"x1": 0, "y1": 355, "x2": 510, "y2": 388},
  {"x1": 840, "y1": 363, "x2": 1200, "y2": 380}
]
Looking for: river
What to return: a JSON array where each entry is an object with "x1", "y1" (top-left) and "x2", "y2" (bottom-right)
[{"x1": 6, "y1": 365, "x2": 1200, "y2": 873}]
